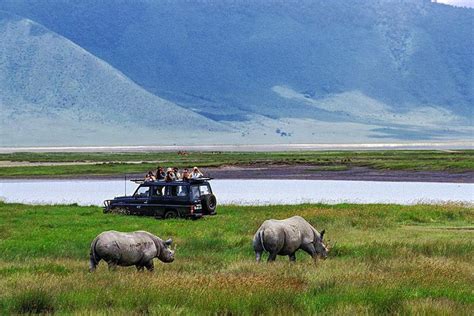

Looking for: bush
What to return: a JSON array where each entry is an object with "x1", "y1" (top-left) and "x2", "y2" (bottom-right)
[{"x1": 14, "y1": 289, "x2": 55, "y2": 314}]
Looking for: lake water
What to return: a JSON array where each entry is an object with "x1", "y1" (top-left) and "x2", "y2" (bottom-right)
[{"x1": 0, "y1": 179, "x2": 472, "y2": 206}]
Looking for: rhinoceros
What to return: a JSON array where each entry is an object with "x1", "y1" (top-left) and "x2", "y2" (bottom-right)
[
  {"x1": 89, "y1": 230, "x2": 175, "y2": 272},
  {"x1": 253, "y1": 216, "x2": 329, "y2": 262}
]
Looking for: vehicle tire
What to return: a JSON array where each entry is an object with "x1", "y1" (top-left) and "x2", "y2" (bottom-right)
[
  {"x1": 113, "y1": 207, "x2": 129, "y2": 215},
  {"x1": 202, "y1": 194, "x2": 217, "y2": 214},
  {"x1": 164, "y1": 210, "x2": 178, "y2": 219}
]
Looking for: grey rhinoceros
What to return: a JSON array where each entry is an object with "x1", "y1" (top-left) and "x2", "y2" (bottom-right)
[
  {"x1": 253, "y1": 216, "x2": 329, "y2": 262},
  {"x1": 89, "y1": 230, "x2": 175, "y2": 272}
]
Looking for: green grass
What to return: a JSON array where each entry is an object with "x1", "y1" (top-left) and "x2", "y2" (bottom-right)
[
  {"x1": 0, "y1": 202, "x2": 472, "y2": 314},
  {"x1": 0, "y1": 150, "x2": 473, "y2": 177}
]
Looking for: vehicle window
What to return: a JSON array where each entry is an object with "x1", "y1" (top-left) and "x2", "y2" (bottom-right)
[
  {"x1": 163, "y1": 185, "x2": 188, "y2": 197},
  {"x1": 176, "y1": 185, "x2": 188, "y2": 197},
  {"x1": 191, "y1": 186, "x2": 200, "y2": 199},
  {"x1": 199, "y1": 185, "x2": 210, "y2": 195},
  {"x1": 134, "y1": 186, "x2": 150, "y2": 197},
  {"x1": 164, "y1": 186, "x2": 177, "y2": 196},
  {"x1": 151, "y1": 186, "x2": 164, "y2": 197}
]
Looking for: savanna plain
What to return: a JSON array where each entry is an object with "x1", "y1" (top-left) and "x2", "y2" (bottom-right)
[
  {"x1": 0, "y1": 150, "x2": 472, "y2": 177},
  {"x1": 0, "y1": 202, "x2": 472, "y2": 314}
]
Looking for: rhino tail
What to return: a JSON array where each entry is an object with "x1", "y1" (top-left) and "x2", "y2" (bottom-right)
[
  {"x1": 259, "y1": 230, "x2": 267, "y2": 253},
  {"x1": 89, "y1": 237, "x2": 100, "y2": 272}
]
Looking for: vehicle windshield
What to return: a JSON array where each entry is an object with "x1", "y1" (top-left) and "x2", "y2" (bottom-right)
[{"x1": 134, "y1": 186, "x2": 150, "y2": 197}]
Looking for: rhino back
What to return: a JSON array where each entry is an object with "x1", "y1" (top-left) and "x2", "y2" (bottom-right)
[{"x1": 281, "y1": 216, "x2": 316, "y2": 244}]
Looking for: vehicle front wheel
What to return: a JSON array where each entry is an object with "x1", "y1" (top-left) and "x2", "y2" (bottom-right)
[{"x1": 164, "y1": 210, "x2": 178, "y2": 219}]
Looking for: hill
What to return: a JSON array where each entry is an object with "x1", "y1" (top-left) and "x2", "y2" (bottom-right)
[
  {"x1": 0, "y1": 11, "x2": 228, "y2": 146},
  {"x1": 0, "y1": 0, "x2": 472, "y2": 144}
]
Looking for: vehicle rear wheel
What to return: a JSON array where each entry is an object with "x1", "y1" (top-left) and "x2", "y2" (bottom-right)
[
  {"x1": 164, "y1": 210, "x2": 178, "y2": 219},
  {"x1": 202, "y1": 194, "x2": 217, "y2": 214}
]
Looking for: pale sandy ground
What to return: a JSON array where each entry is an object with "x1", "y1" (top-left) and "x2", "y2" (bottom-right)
[{"x1": 0, "y1": 141, "x2": 472, "y2": 153}]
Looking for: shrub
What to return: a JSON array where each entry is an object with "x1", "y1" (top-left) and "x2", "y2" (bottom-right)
[{"x1": 14, "y1": 289, "x2": 55, "y2": 314}]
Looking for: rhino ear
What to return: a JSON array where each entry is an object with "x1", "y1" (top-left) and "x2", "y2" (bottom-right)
[
  {"x1": 320, "y1": 230, "x2": 325, "y2": 240},
  {"x1": 164, "y1": 238, "x2": 173, "y2": 246}
]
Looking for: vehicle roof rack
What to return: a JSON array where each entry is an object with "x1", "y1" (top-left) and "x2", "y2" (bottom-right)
[
  {"x1": 130, "y1": 177, "x2": 213, "y2": 184},
  {"x1": 190, "y1": 177, "x2": 214, "y2": 182}
]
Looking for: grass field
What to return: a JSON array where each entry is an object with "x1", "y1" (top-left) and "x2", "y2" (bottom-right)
[
  {"x1": 0, "y1": 202, "x2": 472, "y2": 314},
  {"x1": 0, "y1": 150, "x2": 473, "y2": 177}
]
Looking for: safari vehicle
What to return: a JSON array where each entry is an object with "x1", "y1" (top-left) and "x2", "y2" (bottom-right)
[{"x1": 103, "y1": 178, "x2": 217, "y2": 219}]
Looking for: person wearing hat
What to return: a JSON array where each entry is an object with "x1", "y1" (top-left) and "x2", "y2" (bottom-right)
[
  {"x1": 190, "y1": 167, "x2": 203, "y2": 179},
  {"x1": 165, "y1": 167, "x2": 176, "y2": 182}
]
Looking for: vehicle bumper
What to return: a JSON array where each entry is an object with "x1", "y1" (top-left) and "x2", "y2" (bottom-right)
[
  {"x1": 103, "y1": 200, "x2": 112, "y2": 213},
  {"x1": 189, "y1": 213, "x2": 203, "y2": 219}
]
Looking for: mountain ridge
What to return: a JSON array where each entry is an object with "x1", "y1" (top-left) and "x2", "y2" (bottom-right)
[{"x1": 0, "y1": 1, "x2": 472, "y2": 145}]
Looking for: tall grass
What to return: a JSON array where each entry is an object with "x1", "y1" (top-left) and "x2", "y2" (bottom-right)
[{"x1": 0, "y1": 202, "x2": 472, "y2": 314}]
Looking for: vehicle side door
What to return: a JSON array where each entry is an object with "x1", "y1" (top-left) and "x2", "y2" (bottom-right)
[
  {"x1": 148, "y1": 185, "x2": 166, "y2": 217},
  {"x1": 131, "y1": 185, "x2": 151, "y2": 214},
  {"x1": 163, "y1": 184, "x2": 190, "y2": 216}
]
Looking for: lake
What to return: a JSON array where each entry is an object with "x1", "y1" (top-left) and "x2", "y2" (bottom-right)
[{"x1": 0, "y1": 179, "x2": 472, "y2": 206}]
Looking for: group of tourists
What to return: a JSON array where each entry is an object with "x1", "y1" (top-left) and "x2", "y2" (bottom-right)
[{"x1": 144, "y1": 166, "x2": 204, "y2": 182}]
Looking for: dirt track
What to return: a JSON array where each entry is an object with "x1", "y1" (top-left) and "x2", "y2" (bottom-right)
[
  {"x1": 203, "y1": 165, "x2": 474, "y2": 183},
  {"x1": 17, "y1": 165, "x2": 471, "y2": 183}
]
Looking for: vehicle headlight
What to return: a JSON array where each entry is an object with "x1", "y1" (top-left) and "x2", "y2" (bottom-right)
[{"x1": 195, "y1": 204, "x2": 202, "y2": 209}]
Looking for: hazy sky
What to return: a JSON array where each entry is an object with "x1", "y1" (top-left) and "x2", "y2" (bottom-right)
[{"x1": 435, "y1": 0, "x2": 474, "y2": 8}]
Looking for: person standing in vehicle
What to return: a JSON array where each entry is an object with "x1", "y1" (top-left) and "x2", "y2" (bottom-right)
[
  {"x1": 155, "y1": 166, "x2": 166, "y2": 180},
  {"x1": 181, "y1": 168, "x2": 190, "y2": 181},
  {"x1": 173, "y1": 167, "x2": 181, "y2": 180},
  {"x1": 144, "y1": 171, "x2": 156, "y2": 182},
  {"x1": 165, "y1": 168, "x2": 176, "y2": 182},
  {"x1": 190, "y1": 167, "x2": 203, "y2": 179}
]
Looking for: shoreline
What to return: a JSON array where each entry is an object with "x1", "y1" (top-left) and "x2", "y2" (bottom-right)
[{"x1": 1, "y1": 165, "x2": 472, "y2": 183}]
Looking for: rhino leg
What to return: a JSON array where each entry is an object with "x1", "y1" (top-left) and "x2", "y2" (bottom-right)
[
  {"x1": 300, "y1": 243, "x2": 317, "y2": 258},
  {"x1": 267, "y1": 252, "x2": 277, "y2": 262},
  {"x1": 107, "y1": 261, "x2": 118, "y2": 271},
  {"x1": 253, "y1": 231, "x2": 265, "y2": 263},
  {"x1": 136, "y1": 265, "x2": 144, "y2": 272},
  {"x1": 89, "y1": 256, "x2": 98, "y2": 272},
  {"x1": 145, "y1": 261, "x2": 154, "y2": 272},
  {"x1": 289, "y1": 253, "x2": 296, "y2": 262}
]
